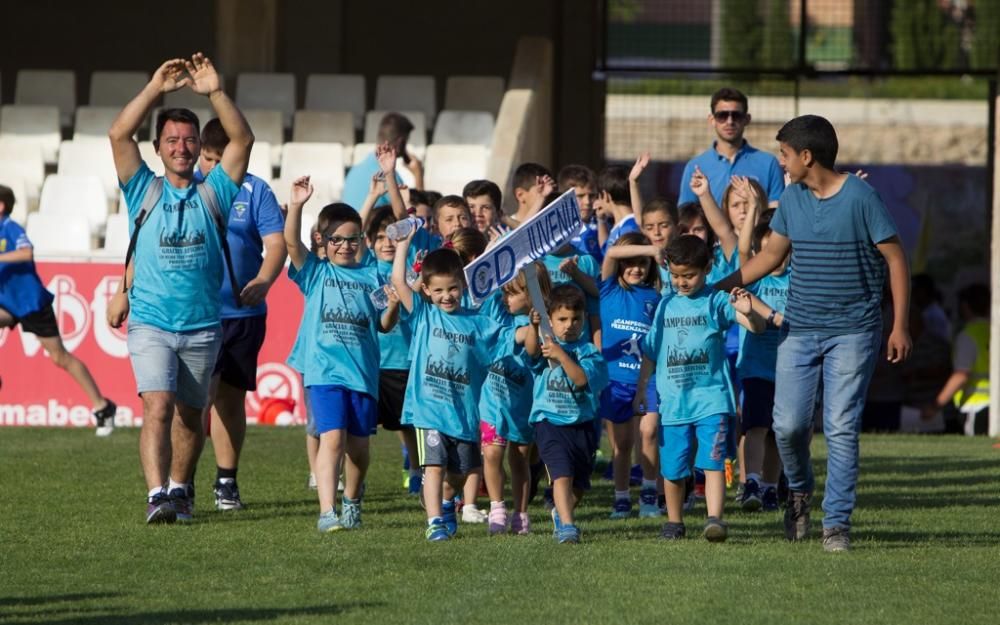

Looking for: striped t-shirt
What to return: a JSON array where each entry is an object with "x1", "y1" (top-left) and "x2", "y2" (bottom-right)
[{"x1": 770, "y1": 175, "x2": 897, "y2": 336}]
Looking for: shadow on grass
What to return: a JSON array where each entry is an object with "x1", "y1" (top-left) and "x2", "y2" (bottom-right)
[
  {"x1": 0, "y1": 593, "x2": 123, "y2": 607},
  {"x1": 2, "y1": 602, "x2": 381, "y2": 625}
]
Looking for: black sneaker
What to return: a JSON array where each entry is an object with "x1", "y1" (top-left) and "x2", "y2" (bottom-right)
[
  {"x1": 703, "y1": 516, "x2": 729, "y2": 542},
  {"x1": 168, "y1": 486, "x2": 194, "y2": 522},
  {"x1": 214, "y1": 479, "x2": 244, "y2": 511},
  {"x1": 145, "y1": 491, "x2": 176, "y2": 525},
  {"x1": 784, "y1": 490, "x2": 811, "y2": 541},
  {"x1": 822, "y1": 526, "x2": 851, "y2": 552},
  {"x1": 777, "y1": 472, "x2": 789, "y2": 506},
  {"x1": 739, "y1": 479, "x2": 763, "y2": 512},
  {"x1": 94, "y1": 399, "x2": 117, "y2": 437},
  {"x1": 761, "y1": 486, "x2": 779, "y2": 511},
  {"x1": 659, "y1": 521, "x2": 686, "y2": 540}
]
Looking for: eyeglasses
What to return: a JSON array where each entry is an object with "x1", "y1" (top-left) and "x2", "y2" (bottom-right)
[
  {"x1": 713, "y1": 110, "x2": 747, "y2": 123},
  {"x1": 327, "y1": 234, "x2": 363, "y2": 247}
]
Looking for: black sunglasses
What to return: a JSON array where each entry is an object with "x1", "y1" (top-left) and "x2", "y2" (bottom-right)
[{"x1": 713, "y1": 110, "x2": 747, "y2": 123}]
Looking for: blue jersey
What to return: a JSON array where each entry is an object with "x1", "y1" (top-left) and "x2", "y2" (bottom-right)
[
  {"x1": 602, "y1": 214, "x2": 641, "y2": 256},
  {"x1": 707, "y1": 244, "x2": 737, "y2": 286},
  {"x1": 479, "y1": 315, "x2": 536, "y2": 444},
  {"x1": 120, "y1": 162, "x2": 240, "y2": 332},
  {"x1": 599, "y1": 277, "x2": 660, "y2": 385},
  {"x1": 737, "y1": 269, "x2": 789, "y2": 381},
  {"x1": 570, "y1": 221, "x2": 602, "y2": 262},
  {"x1": 0, "y1": 216, "x2": 53, "y2": 317},
  {"x1": 402, "y1": 296, "x2": 518, "y2": 441},
  {"x1": 476, "y1": 289, "x2": 512, "y2": 326},
  {"x1": 641, "y1": 286, "x2": 738, "y2": 425},
  {"x1": 375, "y1": 259, "x2": 412, "y2": 370},
  {"x1": 291, "y1": 254, "x2": 382, "y2": 396},
  {"x1": 678, "y1": 141, "x2": 786, "y2": 206},
  {"x1": 770, "y1": 175, "x2": 897, "y2": 336},
  {"x1": 529, "y1": 338, "x2": 608, "y2": 426}
]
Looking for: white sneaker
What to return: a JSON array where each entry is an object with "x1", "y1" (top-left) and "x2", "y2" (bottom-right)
[
  {"x1": 306, "y1": 473, "x2": 317, "y2": 490},
  {"x1": 95, "y1": 423, "x2": 114, "y2": 437},
  {"x1": 93, "y1": 399, "x2": 116, "y2": 437},
  {"x1": 461, "y1": 505, "x2": 488, "y2": 523}
]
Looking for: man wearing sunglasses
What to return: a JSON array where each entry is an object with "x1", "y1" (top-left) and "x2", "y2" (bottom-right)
[{"x1": 678, "y1": 88, "x2": 785, "y2": 208}]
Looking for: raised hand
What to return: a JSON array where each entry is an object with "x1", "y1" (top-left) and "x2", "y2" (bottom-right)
[
  {"x1": 376, "y1": 142, "x2": 397, "y2": 175},
  {"x1": 152, "y1": 59, "x2": 189, "y2": 94},
  {"x1": 629, "y1": 152, "x2": 650, "y2": 181},
  {"x1": 729, "y1": 287, "x2": 753, "y2": 314},
  {"x1": 290, "y1": 175, "x2": 314, "y2": 207},
  {"x1": 559, "y1": 255, "x2": 579, "y2": 276},
  {"x1": 184, "y1": 52, "x2": 221, "y2": 95},
  {"x1": 730, "y1": 175, "x2": 760, "y2": 208},
  {"x1": 689, "y1": 165, "x2": 710, "y2": 198},
  {"x1": 368, "y1": 173, "x2": 387, "y2": 198}
]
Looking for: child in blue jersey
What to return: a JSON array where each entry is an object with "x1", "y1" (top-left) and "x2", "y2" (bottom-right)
[
  {"x1": 635, "y1": 235, "x2": 765, "y2": 542},
  {"x1": 530, "y1": 285, "x2": 610, "y2": 543},
  {"x1": 599, "y1": 232, "x2": 663, "y2": 519},
  {"x1": 391, "y1": 230, "x2": 538, "y2": 541},
  {"x1": 595, "y1": 165, "x2": 640, "y2": 255},
  {"x1": 284, "y1": 177, "x2": 400, "y2": 533},
  {"x1": 480, "y1": 264, "x2": 552, "y2": 535},
  {"x1": 557, "y1": 165, "x2": 601, "y2": 260}
]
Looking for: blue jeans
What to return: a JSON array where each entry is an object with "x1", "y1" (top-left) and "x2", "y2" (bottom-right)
[{"x1": 773, "y1": 328, "x2": 880, "y2": 530}]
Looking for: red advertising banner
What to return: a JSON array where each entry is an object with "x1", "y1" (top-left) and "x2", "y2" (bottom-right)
[{"x1": 0, "y1": 260, "x2": 306, "y2": 428}]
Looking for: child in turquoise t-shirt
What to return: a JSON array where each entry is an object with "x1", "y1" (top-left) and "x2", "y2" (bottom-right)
[
  {"x1": 530, "y1": 285, "x2": 610, "y2": 544},
  {"x1": 636, "y1": 235, "x2": 764, "y2": 542},
  {"x1": 284, "y1": 177, "x2": 400, "y2": 533},
  {"x1": 391, "y1": 229, "x2": 538, "y2": 541}
]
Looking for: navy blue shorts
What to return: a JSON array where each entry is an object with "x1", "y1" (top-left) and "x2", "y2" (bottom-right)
[
  {"x1": 377, "y1": 369, "x2": 411, "y2": 431},
  {"x1": 307, "y1": 385, "x2": 377, "y2": 437},
  {"x1": 213, "y1": 315, "x2": 267, "y2": 391},
  {"x1": 600, "y1": 380, "x2": 658, "y2": 424},
  {"x1": 741, "y1": 377, "x2": 775, "y2": 431},
  {"x1": 534, "y1": 419, "x2": 599, "y2": 491}
]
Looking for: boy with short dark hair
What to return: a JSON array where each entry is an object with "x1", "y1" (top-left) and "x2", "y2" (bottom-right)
[
  {"x1": 391, "y1": 230, "x2": 538, "y2": 541},
  {"x1": 558, "y1": 164, "x2": 601, "y2": 259},
  {"x1": 509, "y1": 162, "x2": 554, "y2": 227},
  {"x1": 595, "y1": 165, "x2": 639, "y2": 254},
  {"x1": 0, "y1": 185, "x2": 117, "y2": 435},
  {"x1": 530, "y1": 284, "x2": 609, "y2": 543},
  {"x1": 716, "y1": 114, "x2": 911, "y2": 552},
  {"x1": 462, "y1": 179, "x2": 502, "y2": 234}
]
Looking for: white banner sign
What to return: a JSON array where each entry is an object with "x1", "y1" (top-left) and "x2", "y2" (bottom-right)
[{"x1": 464, "y1": 189, "x2": 582, "y2": 305}]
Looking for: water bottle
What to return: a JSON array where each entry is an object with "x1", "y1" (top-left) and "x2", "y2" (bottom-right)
[{"x1": 386, "y1": 217, "x2": 424, "y2": 241}]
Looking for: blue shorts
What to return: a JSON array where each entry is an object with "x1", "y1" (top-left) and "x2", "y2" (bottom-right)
[
  {"x1": 534, "y1": 419, "x2": 599, "y2": 491},
  {"x1": 306, "y1": 385, "x2": 377, "y2": 437},
  {"x1": 600, "y1": 380, "x2": 658, "y2": 424},
  {"x1": 303, "y1": 374, "x2": 318, "y2": 438},
  {"x1": 127, "y1": 321, "x2": 222, "y2": 410},
  {"x1": 659, "y1": 414, "x2": 729, "y2": 481},
  {"x1": 741, "y1": 377, "x2": 775, "y2": 431}
]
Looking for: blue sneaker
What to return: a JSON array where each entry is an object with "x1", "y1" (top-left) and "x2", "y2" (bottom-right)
[
  {"x1": 340, "y1": 497, "x2": 362, "y2": 529},
  {"x1": 317, "y1": 508, "x2": 342, "y2": 533},
  {"x1": 145, "y1": 491, "x2": 176, "y2": 525},
  {"x1": 762, "y1": 486, "x2": 779, "y2": 512},
  {"x1": 407, "y1": 473, "x2": 422, "y2": 496},
  {"x1": 441, "y1": 500, "x2": 458, "y2": 536},
  {"x1": 557, "y1": 523, "x2": 580, "y2": 544},
  {"x1": 639, "y1": 487, "x2": 661, "y2": 518},
  {"x1": 425, "y1": 517, "x2": 450, "y2": 541},
  {"x1": 551, "y1": 507, "x2": 564, "y2": 537},
  {"x1": 740, "y1": 479, "x2": 763, "y2": 512},
  {"x1": 609, "y1": 498, "x2": 631, "y2": 519},
  {"x1": 401, "y1": 443, "x2": 410, "y2": 471},
  {"x1": 168, "y1": 487, "x2": 193, "y2": 522}
]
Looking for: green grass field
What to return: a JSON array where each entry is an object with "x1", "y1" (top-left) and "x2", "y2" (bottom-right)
[{"x1": 2, "y1": 429, "x2": 998, "y2": 625}]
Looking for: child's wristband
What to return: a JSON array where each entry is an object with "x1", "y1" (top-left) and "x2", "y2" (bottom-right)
[{"x1": 766, "y1": 309, "x2": 777, "y2": 327}]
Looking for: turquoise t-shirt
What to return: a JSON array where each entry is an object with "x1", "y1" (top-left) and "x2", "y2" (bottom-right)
[
  {"x1": 707, "y1": 244, "x2": 736, "y2": 286},
  {"x1": 286, "y1": 262, "x2": 306, "y2": 373},
  {"x1": 375, "y1": 259, "x2": 412, "y2": 370},
  {"x1": 529, "y1": 338, "x2": 609, "y2": 426},
  {"x1": 737, "y1": 268, "x2": 790, "y2": 382},
  {"x1": 479, "y1": 315, "x2": 536, "y2": 444},
  {"x1": 641, "y1": 286, "x2": 737, "y2": 425},
  {"x1": 121, "y1": 162, "x2": 240, "y2": 331},
  {"x1": 291, "y1": 254, "x2": 382, "y2": 396},
  {"x1": 476, "y1": 289, "x2": 511, "y2": 326},
  {"x1": 401, "y1": 296, "x2": 519, "y2": 441}
]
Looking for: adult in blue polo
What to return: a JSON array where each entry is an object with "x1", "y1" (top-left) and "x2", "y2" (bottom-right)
[{"x1": 678, "y1": 88, "x2": 785, "y2": 208}]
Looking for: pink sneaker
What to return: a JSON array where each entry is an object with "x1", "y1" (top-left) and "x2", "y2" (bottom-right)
[
  {"x1": 488, "y1": 504, "x2": 508, "y2": 535},
  {"x1": 510, "y1": 512, "x2": 531, "y2": 535}
]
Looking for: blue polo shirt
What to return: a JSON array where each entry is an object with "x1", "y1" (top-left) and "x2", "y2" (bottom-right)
[
  {"x1": 770, "y1": 175, "x2": 897, "y2": 336},
  {"x1": 0, "y1": 215, "x2": 54, "y2": 317},
  {"x1": 678, "y1": 141, "x2": 785, "y2": 206},
  {"x1": 342, "y1": 152, "x2": 405, "y2": 211}
]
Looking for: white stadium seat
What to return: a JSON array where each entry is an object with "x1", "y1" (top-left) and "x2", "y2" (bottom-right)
[
  {"x1": 305, "y1": 74, "x2": 366, "y2": 130},
  {"x1": 0, "y1": 138, "x2": 46, "y2": 207},
  {"x1": 431, "y1": 111, "x2": 495, "y2": 147},
  {"x1": 444, "y1": 75, "x2": 505, "y2": 116},
  {"x1": 39, "y1": 174, "x2": 110, "y2": 236},
  {"x1": 0, "y1": 175, "x2": 30, "y2": 224},
  {"x1": 26, "y1": 212, "x2": 92, "y2": 255},
  {"x1": 375, "y1": 75, "x2": 436, "y2": 128},
  {"x1": 243, "y1": 109, "x2": 284, "y2": 165},
  {"x1": 292, "y1": 110, "x2": 354, "y2": 165},
  {"x1": 15, "y1": 70, "x2": 76, "y2": 128},
  {"x1": 237, "y1": 73, "x2": 296, "y2": 129},
  {"x1": 363, "y1": 110, "x2": 427, "y2": 149},
  {"x1": 0, "y1": 105, "x2": 61, "y2": 165},
  {"x1": 57, "y1": 140, "x2": 119, "y2": 202},
  {"x1": 279, "y1": 142, "x2": 345, "y2": 201},
  {"x1": 102, "y1": 212, "x2": 130, "y2": 255},
  {"x1": 423, "y1": 144, "x2": 489, "y2": 196},
  {"x1": 162, "y1": 74, "x2": 225, "y2": 110},
  {"x1": 73, "y1": 106, "x2": 124, "y2": 141},
  {"x1": 89, "y1": 71, "x2": 149, "y2": 107},
  {"x1": 247, "y1": 142, "x2": 274, "y2": 180}
]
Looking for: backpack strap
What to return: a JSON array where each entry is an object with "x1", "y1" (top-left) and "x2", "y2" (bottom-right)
[
  {"x1": 197, "y1": 182, "x2": 242, "y2": 308},
  {"x1": 120, "y1": 178, "x2": 163, "y2": 293}
]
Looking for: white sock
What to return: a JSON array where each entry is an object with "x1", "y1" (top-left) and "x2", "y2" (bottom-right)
[
  {"x1": 167, "y1": 479, "x2": 186, "y2": 492},
  {"x1": 218, "y1": 477, "x2": 235, "y2": 485},
  {"x1": 615, "y1": 490, "x2": 630, "y2": 501},
  {"x1": 641, "y1": 479, "x2": 657, "y2": 490},
  {"x1": 490, "y1": 501, "x2": 506, "y2": 510},
  {"x1": 148, "y1": 487, "x2": 165, "y2": 501}
]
